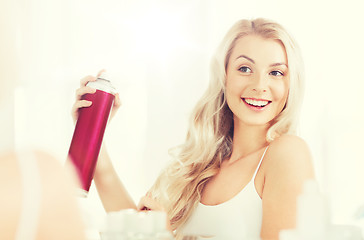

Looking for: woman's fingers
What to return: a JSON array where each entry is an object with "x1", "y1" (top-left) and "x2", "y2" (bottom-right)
[
  {"x1": 71, "y1": 100, "x2": 93, "y2": 123},
  {"x1": 72, "y1": 75, "x2": 97, "y2": 124},
  {"x1": 80, "y1": 75, "x2": 97, "y2": 87},
  {"x1": 75, "y1": 86, "x2": 96, "y2": 100},
  {"x1": 72, "y1": 70, "x2": 107, "y2": 124},
  {"x1": 97, "y1": 69, "x2": 106, "y2": 77},
  {"x1": 109, "y1": 93, "x2": 121, "y2": 120},
  {"x1": 80, "y1": 68, "x2": 105, "y2": 87},
  {"x1": 73, "y1": 100, "x2": 93, "y2": 109},
  {"x1": 137, "y1": 195, "x2": 163, "y2": 212},
  {"x1": 137, "y1": 194, "x2": 172, "y2": 231},
  {"x1": 114, "y1": 93, "x2": 122, "y2": 108},
  {"x1": 137, "y1": 196, "x2": 148, "y2": 211},
  {"x1": 74, "y1": 70, "x2": 121, "y2": 123},
  {"x1": 112, "y1": 93, "x2": 122, "y2": 111}
]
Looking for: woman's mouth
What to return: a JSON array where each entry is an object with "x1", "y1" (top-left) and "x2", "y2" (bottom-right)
[{"x1": 242, "y1": 98, "x2": 272, "y2": 111}]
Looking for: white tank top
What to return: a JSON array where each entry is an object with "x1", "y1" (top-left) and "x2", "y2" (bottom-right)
[
  {"x1": 180, "y1": 147, "x2": 269, "y2": 240},
  {"x1": 15, "y1": 150, "x2": 42, "y2": 240}
]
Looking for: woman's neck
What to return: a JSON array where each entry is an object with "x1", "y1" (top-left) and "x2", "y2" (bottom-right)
[{"x1": 229, "y1": 120, "x2": 269, "y2": 163}]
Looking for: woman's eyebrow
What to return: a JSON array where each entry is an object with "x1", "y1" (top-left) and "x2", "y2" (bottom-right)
[
  {"x1": 235, "y1": 55, "x2": 288, "y2": 68},
  {"x1": 269, "y1": 62, "x2": 288, "y2": 68},
  {"x1": 236, "y1": 55, "x2": 255, "y2": 64}
]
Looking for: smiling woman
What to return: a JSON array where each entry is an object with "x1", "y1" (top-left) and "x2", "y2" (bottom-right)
[
  {"x1": 157, "y1": 18, "x2": 314, "y2": 239},
  {"x1": 71, "y1": 18, "x2": 315, "y2": 240}
]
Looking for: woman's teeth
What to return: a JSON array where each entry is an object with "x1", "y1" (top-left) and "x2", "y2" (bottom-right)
[{"x1": 243, "y1": 98, "x2": 270, "y2": 107}]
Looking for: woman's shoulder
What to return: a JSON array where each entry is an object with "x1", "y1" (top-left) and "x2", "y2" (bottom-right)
[
  {"x1": 267, "y1": 134, "x2": 310, "y2": 157},
  {"x1": 270, "y1": 134, "x2": 308, "y2": 148},
  {"x1": 263, "y1": 134, "x2": 314, "y2": 176},
  {"x1": 0, "y1": 150, "x2": 65, "y2": 180},
  {"x1": 0, "y1": 149, "x2": 86, "y2": 240}
]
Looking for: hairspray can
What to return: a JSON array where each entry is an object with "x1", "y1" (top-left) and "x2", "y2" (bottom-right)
[{"x1": 68, "y1": 73, "x2": 116, "y2": 197}]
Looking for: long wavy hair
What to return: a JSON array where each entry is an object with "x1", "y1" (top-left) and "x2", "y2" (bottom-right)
[{"x1": 149, "y1": 18, "x2": 304, "y2": 236}]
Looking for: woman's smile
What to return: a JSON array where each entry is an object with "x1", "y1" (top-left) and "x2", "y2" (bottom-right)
[{"x1": 242, "y1": 97, "x2": 272, "y2": 112}]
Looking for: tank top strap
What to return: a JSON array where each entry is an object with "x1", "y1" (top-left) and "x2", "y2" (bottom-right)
[
  {"x1": 15, "y1": 150, "x2": 42, "y2": 240},
  {"x1": 252, "y1": 146, "x2": 269, "y2": 180}
]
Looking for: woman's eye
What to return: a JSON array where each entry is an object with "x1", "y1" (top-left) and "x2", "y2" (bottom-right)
[
  {"x1": 239, "y1": 66, "x2": 252, "y2": 73},
  {"x1": 270, "y1": 71, "x2": 284, "y2": 76}
]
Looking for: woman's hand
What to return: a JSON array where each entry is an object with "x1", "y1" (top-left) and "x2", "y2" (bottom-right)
[
  {"x1": 71, "y1": 70, "x2": 122, "y2": 124},
  {"x1": 137, "y1": 192, "x2": 173, "y2": 232},
  {"x1": 137, "y1": 192, "x2": 165, "y2": 212}
]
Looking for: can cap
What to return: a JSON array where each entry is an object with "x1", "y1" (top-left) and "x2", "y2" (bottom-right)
[{"x1": 87, "y1": 72, "x2": 117, "y2": 95}]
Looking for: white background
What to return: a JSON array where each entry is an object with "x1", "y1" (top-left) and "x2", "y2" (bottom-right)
[{"x1": 1, "y1": 0, "x2": 364, "y2": 230}]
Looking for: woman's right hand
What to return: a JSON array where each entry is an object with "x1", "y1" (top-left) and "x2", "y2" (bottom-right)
[{"x1": 71, "y1": 70, "x2": 121, "y2": 124}]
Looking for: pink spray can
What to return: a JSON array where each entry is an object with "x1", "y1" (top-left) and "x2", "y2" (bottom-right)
[{"x1": 68, "y1": 73, "x2": 116, "y2": 197}]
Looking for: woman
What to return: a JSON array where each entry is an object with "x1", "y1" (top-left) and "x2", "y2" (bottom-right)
[{"x1": 72, "y1": 18, "x2": 315, "y2": 239}]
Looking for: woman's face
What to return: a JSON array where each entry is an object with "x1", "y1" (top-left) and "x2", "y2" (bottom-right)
[{"x1": 225, "y1": 34, "x2": 289, "y2": 128}]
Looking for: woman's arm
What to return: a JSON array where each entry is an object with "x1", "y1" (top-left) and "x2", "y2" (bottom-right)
[
  {"x1": 260, "y1": 135, "x2": 315, "y2": 240},
  {"x1": 93, "y1": 145, "x2": 137, "y2": 212}
]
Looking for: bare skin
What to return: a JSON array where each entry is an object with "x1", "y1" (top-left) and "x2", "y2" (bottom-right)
[{"x1": 0, "y1": 151, "x2": 86, "y2": 240}]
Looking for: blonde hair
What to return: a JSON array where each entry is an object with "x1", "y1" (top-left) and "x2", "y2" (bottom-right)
[{"x1": 149, "y1": 18, "x2": 304, "y2": 236}]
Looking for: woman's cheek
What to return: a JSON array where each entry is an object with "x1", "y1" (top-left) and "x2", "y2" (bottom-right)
[{"x1": 271, "y1": 80, "x2": 289, "y2": 102}]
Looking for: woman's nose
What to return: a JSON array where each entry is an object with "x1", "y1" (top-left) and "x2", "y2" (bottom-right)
[{"x1": 251, "y1": 74, "x2": 268, "y2": 93}]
